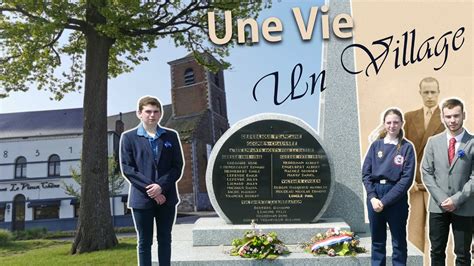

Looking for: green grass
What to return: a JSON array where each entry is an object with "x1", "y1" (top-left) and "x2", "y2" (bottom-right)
[{"x1": 0, "y1": 238, "x2": 137, "y2": 265}]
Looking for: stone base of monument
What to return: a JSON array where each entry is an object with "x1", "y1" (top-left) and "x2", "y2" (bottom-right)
[
  {"x1": 193, "y1": 217, "x2": 351, "y2": 246},
  {"x1": 170, "y1": 243, "x2": 423, "y2": 266},
  {"x1": 156, "y1": 218, "x2": 424, "y2": 265}
]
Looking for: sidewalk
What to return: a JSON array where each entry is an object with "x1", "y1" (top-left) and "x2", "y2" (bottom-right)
[
  {"x1": 175, "y1": 211, "x2": 217, "y2": 224},
  {"x1": 54, "y1": 211, "x2": 218, "y2": 241}
]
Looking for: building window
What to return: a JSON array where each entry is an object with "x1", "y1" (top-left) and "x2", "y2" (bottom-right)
[
  {"x1": 123, "y1": 203, "x2": 131, "y2": 215},
  {"x1": 184, "y1": 68, "x2": 195, "y2": 85},
  {"x1": 122, "y1": 196, "x2": 131, "y2": 215},
  {"x1": 74, "y1": 203, "x2": 80, "y2": 218},
  {"x1": 33, "y1": 206, "x2": 59, "y2": 220},
  {"x1": 48, "y1": 154, "x2": 61, "y2": 176},
  {"x1": 70, "y1": 198, "x2": 80, "y2": 218},
  {"x1": 14, "y1": 157, "x2": 27, "y2": 178}
]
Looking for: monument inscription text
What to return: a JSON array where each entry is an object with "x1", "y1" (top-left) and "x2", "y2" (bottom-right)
[{"x1": 209, "y1": 117, "x2": 332, "y2": 224}]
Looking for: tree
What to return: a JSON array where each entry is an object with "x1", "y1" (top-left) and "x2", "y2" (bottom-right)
[
  {"x1": 0, "y1": 1, "x2": 268, "y2": 253},
  {"x1": 63, "y1": 156, "x2": 125, "y2": 201}
]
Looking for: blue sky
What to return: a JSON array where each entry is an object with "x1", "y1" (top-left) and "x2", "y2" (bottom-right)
[{"x1": 0, "y1": 1, "x2": 324, "y2": 130}]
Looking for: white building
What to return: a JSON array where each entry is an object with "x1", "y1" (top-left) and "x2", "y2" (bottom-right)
[{"x1": 0, "y1": 108, "x2": 132, "y2": 231}]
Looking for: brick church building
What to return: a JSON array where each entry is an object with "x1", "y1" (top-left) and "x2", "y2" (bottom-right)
[{"x1": 108, "y1": 53, "x2": 229, "y2": 212}]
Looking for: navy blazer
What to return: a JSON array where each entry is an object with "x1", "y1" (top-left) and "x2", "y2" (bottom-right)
[{"x1": 120, "y1": 126, "x2": 184, "y2": 209}]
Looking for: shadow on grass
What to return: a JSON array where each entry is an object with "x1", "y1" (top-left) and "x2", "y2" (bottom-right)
[
  {"x1": 108, "y1": 241, "x2": 136, "y2": 251},
  {"x1": 0, "y1": 238, "x2": 136, "y2": 257},
  {"x1": 0, "y1": 240, "x2": 69, "y2": 256}
]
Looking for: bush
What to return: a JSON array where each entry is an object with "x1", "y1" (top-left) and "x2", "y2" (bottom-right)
[
  {"x1": 114, "y1": 227, "x2": 136, "y2": 234},
  {"x1": 13, "y1": 228, "x2": 48, "y2": 240},
  {"x1": 0, "y1": 229, "x2": 13, "y2": 246},
  {"x1": 42, "y1": 231, "x2": 75, "y2": 239}
]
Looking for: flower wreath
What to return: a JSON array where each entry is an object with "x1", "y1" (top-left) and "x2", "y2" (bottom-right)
[{"x1": 302, "y1": 228, "x2": 366, "y2": 256}]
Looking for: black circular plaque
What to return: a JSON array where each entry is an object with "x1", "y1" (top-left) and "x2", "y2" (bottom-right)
[{"x1": 207, "y1": 114, "x2": 333, "y2": 224}]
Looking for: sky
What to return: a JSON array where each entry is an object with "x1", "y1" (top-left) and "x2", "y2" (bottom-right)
[{"x1": 0, "y1": 1, "x2": 324, "y2": 130}]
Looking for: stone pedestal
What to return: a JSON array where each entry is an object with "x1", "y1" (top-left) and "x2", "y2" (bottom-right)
[
  {"x1": 193, "y1": 217, "x2": 350, "y2": 246},
  {"x1": 161, "y1": 222, "x2": 424, "y2": 266}
]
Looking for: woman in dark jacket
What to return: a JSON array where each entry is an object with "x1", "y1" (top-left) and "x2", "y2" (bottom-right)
[{"x1": 362, "y1": 108, "x2": 415, "y2": 266}]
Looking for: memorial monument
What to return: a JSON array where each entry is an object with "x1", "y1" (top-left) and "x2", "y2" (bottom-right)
[
  {"x1": 193, "y1": 114, "x2": 350, "y2": 247},
  {"x1": 208, "y1": 114, "x2": 333, "y2": 225}
]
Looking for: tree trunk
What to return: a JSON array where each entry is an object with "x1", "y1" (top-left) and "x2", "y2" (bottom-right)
[{"x1": 71, "y1": 25, "x2": 118, "y2": 253}]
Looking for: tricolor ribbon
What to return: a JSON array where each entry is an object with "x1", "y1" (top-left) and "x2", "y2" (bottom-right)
[{"x1": 311, "y1": 234, "x2": 352, "y2": 251}]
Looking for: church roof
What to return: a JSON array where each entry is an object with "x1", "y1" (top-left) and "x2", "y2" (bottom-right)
[
  {"x1": 167, "y1": 51, "x2": 222, "y2": 68},
  {"x1": 164, "y1": 113, "x2": 205, "y2": 142}
]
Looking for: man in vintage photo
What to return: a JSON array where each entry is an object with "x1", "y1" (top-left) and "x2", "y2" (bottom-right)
[
  {"x1": 405, "y1": 77, "x2": 445, "y2": 257},
  {"x1": 422, "y1": 98, "x2": 473, "y2": 266},
  {"x1": 120, "y1": 96, "x2": 184, "y2": 266}
]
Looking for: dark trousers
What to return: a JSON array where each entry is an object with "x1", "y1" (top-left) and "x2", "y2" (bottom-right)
[
  {"x1": 368, "y1": 183, "x2": 409, "y2": 266},
  {"x1": 132, "y1": 204, "x2": 176, "y2": 266},
  {"x1": 429, "y1": 212, "x2": 472, "y2": 266}
]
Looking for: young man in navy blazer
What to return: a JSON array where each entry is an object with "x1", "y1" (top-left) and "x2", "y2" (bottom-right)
[{"x1": 120, "y1": 96, "x2": 184, "y2": 266}]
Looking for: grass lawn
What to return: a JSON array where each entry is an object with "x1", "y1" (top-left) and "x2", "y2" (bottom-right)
[{"x1": 0, "y1": 237, "x2": 137, "y2": 265}]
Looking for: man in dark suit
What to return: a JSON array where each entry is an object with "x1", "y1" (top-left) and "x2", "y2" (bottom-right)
[
  {"x1": 120, "y1": 96, "x2": 184, "y2": 266},
  {"x1": 422, "y1": 98, "x2": 473, "y2": 266},
  {"x1": 405, "y1": 77, "x2": 445, "y2": 258}
]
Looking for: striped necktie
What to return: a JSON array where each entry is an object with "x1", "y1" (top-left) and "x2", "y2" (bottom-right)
[{"x1": 448, "y1": 137, "x2": 456, "y2": 165}]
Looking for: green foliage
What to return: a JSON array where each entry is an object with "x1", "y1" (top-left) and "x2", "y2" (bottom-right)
[
  {"x1": 230, "y1": 230, "x2": 289, "y2": 260},
  {"x1": 62, "y1": 156, "x2": 125, "y2": 200},
  {"x1": 13, "y1": 227, "x2": 48, "y2": 240},
  {"x1": 42, "y1": 230, "x2": 75, "y2": 239},
  {"x1": 114, "y1": 226, "x2": 136, "y2": 234},
  {"x1": 12, "y1": 228, "x2": 76, "y2": 240},
  {"x1": 0, "y1": 1, "x2": 269, "y2": 99},
  {"x1": 0, "y1": 229, "x2": 13, "y2": 246}
]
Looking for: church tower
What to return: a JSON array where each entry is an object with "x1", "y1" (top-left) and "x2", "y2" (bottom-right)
[
  {"x1": 168, "y1": 53, "x2": 229, "y2": 142},
  {"x1": 167, "y1": 53, "x2": 229, "y2": 211}
]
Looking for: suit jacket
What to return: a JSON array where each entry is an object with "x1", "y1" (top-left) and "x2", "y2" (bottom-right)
[
  {"x1": 422, "y1": 130, "x2": 474, "y2": 216},
  {"x1": 119, "y1": 126, "x2": 184, "y2": 209},
  {"x1": 404, "y1": 107, "x2": 445, "y2": 185}
]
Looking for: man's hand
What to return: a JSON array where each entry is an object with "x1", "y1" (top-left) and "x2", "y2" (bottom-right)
[
  {"x1": 154, "y1": 194, "x2": 167, "y2": 205},
  {"x1": 370, "y1": 198, "x2": 384, "y2": 213},
  {"x1": 441, "y1": 197, "x2": 456, "y2": 212},
  {"x1": 146, "y1": 183, "x2": 162, "y2": 198}
]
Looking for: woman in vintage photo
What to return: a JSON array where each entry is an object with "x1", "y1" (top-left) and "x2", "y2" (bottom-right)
[{"x1": 362, "y1": 108, "x2": 416, "y2": 266}]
